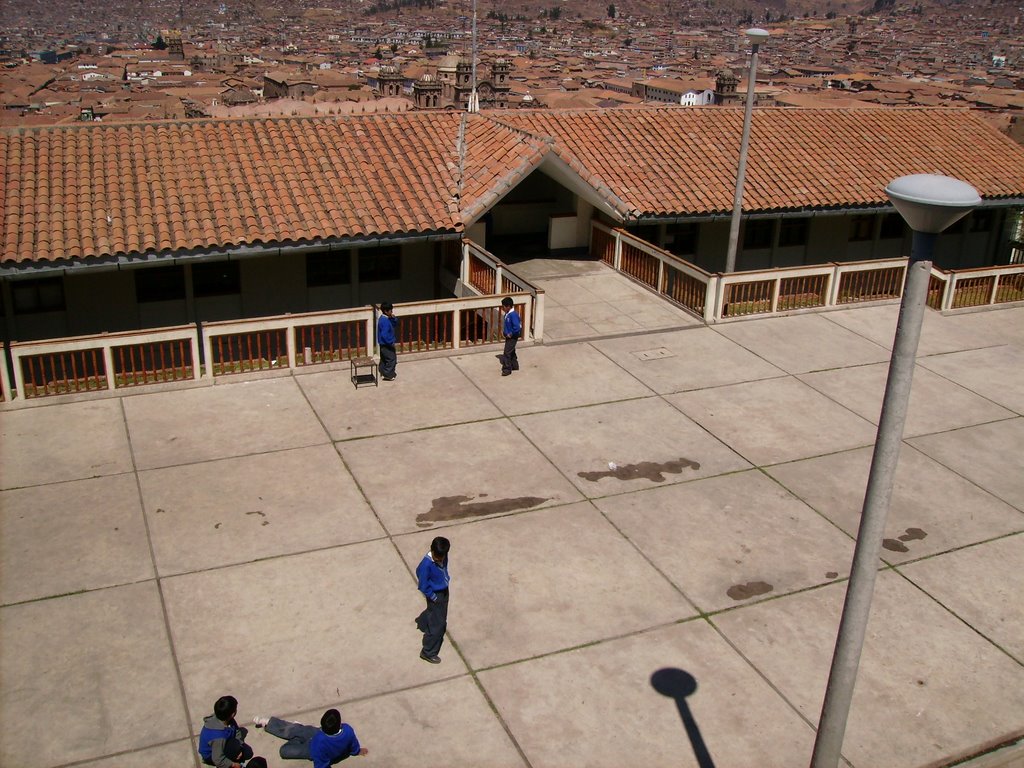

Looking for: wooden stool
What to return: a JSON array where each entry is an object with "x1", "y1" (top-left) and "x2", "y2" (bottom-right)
[{"x1": 350, "y1": 356, "x2": 378, "y2": 388}]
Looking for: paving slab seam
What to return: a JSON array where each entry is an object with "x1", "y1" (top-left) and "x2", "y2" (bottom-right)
[
  {"x1": 702, "y1": 613, "x2": 856, "y2": 766},
  {"x1": 0, "y1": 577, "x2": 162, "y2": 609},
  {"x1": 467, "y1": 613, "x2": 712, "y2": 675},
  {"x1": 707, "y1": 321, "x2": 817, "y2": 376},
  {"x1": 891, "y1": 541, "x2": 1024, "y2": 668},
  {"x1": 49, "y1": 738, "x2": 196, "y2": 768},
  {"x1": 119, "y1": 396, "x2": 203, "y2": 768},
  {"x1": 328, "y1": 414, "x2": 508, "y2": 444},
  {"x1": 882, "y1": 529, "x2": 1024, "y2": 570},
  {"x1": 910, "y1": 360, "x2": 1024, "y2": 419},
  {"x1": 756, "y1": 463, "x2": 865, "y2": 543},
  {"x1": 540, "y1": 321, "x2": 704, "y2": 347},
  {"x1": 129, "y1": 438, "x2": 336, "y2": 473},
  {"x1": 940, "y1": 734, "x2": 1024, "y2": 768},
  {"x1": 0, "y1": 467, "x2": 138, "y2": 493},
  {"x1": 907, "y1": 424, "x2": 1024, "y2": 515}
]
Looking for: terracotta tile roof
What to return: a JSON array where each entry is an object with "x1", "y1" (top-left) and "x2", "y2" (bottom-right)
[
  {"x1": 4, "y1": 107, "x2": 1024, "y2": 266},
  {"x1": 497, "y1": 107, "x2": 1024, "y2": 217},
  {"x1": 1, "y1": 113, "x2": 465, "y2": 264}
]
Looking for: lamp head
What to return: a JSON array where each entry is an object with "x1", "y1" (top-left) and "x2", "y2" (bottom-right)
[
  {"x1": 745, "y1": 28, "x2": 770, "y2": 46},
  {"x1": 884, "y1": 174, "x2": 981, "y2": 234}
]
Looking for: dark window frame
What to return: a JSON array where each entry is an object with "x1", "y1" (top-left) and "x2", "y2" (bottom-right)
[
  {"x1": 742, "y1": 219, "x2": 774, "y2": 250},
  {"x1": 12, "y1": 277, "x2": 66, "y2": 314},
  {"x1": 778, "y1": 217, "x2": 809, "y2": 248},
  {"x1": 192, "y1": 261, "x2": 241, "y2": 298},
  {"x1": 880, "y1": 213, "x2": 906, "y2": 240},
  {"x1": 849, "y1": 214, "x2": 874, "y2": 242},
  {"x1": 668, "y1": 222, "x2": 699, "y2": 255},
  {"x1": 135, "y1": 265, "x2": 186, "y2": 303},
  {"x1": 306, "y1": 250, "x2": 352, "y2": 287},
  {"x1": 358, "y1": 245, "x2": 402, "y2": 283}
]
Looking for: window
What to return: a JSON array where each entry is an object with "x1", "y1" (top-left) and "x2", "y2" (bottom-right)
[
  {"x1": 778, "y1": 217, "x2": 809, "y2": 247},
  {"x1": 306, "y1": 250, "x2": 351, "y2": 287},
  {"x1": 880, "y1": 213, "x2": 906, "y2": 240},
  {"x1": 192, "y1": 261, "x2": 240, "y2": 297},
  {"x1": 135, "y1": 265, "x2": 185, "y2": 303},
  {"x1": 742, "y1": 219, "x2": 774, "y2": 250},
  {"x1": 358, "y1": 246, "x2": 401, "y2": 283},
  {"x1": 668, "y1": 222, "x2": 699, "y2": 255},
  {"x1": 12, "y1": 277, "x2": 65, "y2": 314},
  {"x1": 849, "y1": 215, "x2": 874, "y2": 242},
  {"x1": 970, "y1": 209, "x2": 994, "y2": 233}
]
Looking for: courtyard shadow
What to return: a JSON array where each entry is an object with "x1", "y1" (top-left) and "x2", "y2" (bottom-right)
[{"x1": 651, "y1": 667, "x2": 716, "y2": 768}]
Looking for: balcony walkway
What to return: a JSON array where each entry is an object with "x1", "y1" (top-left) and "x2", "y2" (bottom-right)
[
  {"x1": 1, "y1": 262, "x2": 1023, "y2": 768},
  {"x1": 505, "y1": 256, "x2": 703, "y2": 341}
]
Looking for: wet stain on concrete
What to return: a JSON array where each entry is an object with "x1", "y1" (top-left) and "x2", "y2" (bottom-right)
[
  {"x1": 577, "y1": 457, "x2": 701, "y2": 483},
  {"x1": 246, "y1": 510, "x2": 269, "y2": 526},
  {"x1": 825, "y1": 571, "x2": 839, "y2": 579},
  {"x1": 726, "y1": 581, "x2": 773, "y2": 601},
  {"x1": 417, "y1": 494, "x2": 549, "y2": 528},
  {"x1": 883, "y1": 527, "x2": 927, "y2": 553},
  {"x1": 898, "y1": 527, "x2": 927, "y2": 542}
]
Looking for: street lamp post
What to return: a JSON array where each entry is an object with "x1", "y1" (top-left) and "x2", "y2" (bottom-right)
[
  {"x1": 810, "y1": 174, "x2": 981, "y2": 768},
  {"x1": 724, "y1": 27, "x2": 770, "y2": 274}
]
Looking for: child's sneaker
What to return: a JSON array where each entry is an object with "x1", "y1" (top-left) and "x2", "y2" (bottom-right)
[{"x1": 252, "y1": 716, "x2": 270, "y2": 728}]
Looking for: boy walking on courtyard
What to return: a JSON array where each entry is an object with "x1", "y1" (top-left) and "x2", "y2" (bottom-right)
[
  {"x1": 499, "y1": 297, "x2": 521, "y2": 376},
  {"x1": 416, "y1": 536, "x2": 451, "y2": 663}
]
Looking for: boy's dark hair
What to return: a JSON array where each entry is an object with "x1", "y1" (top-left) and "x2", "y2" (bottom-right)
[
  {"x1": 247, "y1": 758, "x2": 269, "y2": 768},
  {"x1": 321, "y1": 708, "x2": 342, "y2": 736},
  {"x1": 501, "y1": 297, "x2": 514, "y2": 308},
  {"x1": 380, "y1": 301, "x2": 393, "y2": 312},
  {"x1": 214, "y1": 695, "x2": 238, "y2": 722},
  {"x1": 430, "y1": 536, "x2": 451, "y2": 557}
]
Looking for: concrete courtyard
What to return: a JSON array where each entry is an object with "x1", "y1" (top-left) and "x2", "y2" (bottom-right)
[{"x1": 1, "y1": 262, "x2": 1023, "y2": 768}]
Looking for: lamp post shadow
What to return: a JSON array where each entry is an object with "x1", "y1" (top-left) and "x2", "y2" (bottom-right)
[{"x1": 651, "y1": 667, "x2": 717, "y2": 768}]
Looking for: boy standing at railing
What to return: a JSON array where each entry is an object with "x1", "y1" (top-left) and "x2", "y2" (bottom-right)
[
  {"x1": 377, "y1": 301, "x2": 398, "y2": 381},
  {"x1": 500, "y1": 297, "x2": 522, "y2": 377}
]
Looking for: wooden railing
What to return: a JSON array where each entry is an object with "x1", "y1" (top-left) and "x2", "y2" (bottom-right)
[
  {"x1": 4, "y1": 326, "x2": 200, "y2": 401},
  {"x1": 461, "y1": 239, "x2": 546, "y2": 339},
  {"x1": 0, "y1": 287, "x2": 544, "y2": 401},
  {"x1": 592, "y1": 221, "x2": 717, "y2": 322},
  {"x1": 927, "y1": 263, "x2": 1024, "y2": 311},
  {"x1": 592, "y1": 221, "x2": 1024, "y2": 322}
]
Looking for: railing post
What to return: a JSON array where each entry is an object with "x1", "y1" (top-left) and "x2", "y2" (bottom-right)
[
  {"x1": 203, "y1": 331, "x2": 215, "y2": 379},
  {"x1": 189, "y1": 325, "x2": 202, "y2": 381},
  {"x1": 12, "y1": 351, "x2": 25, "y2": 399},
  {"x1": 452, "y1": 305, "x2": 461, "y2": 350},
  {"x1": 943, "y1": 272, "x2": 957, "y2": 311},
  {"x1": 0, "y1": 347, "x2": 13, "y2": 402},
  {"x1": 613, "y1": 231, "x2": 622, "y2": 271},
  {"x1": 495, "y1": 263, "x2": 504, "y2": 295},
  {"x1": 461, "y1": 240, "x2": 470, "y2": 287},
  {"x1": 532, "y1": 291, "x2": 545, "y2": 341},
  {"x1": 102, "y1": 343, "x2": 116, "y2": 391},
  {"x1": 989, "y1": 274, "x2": 1000, "y2": 306},
  {"x1": 771, "y1": 276, "x2": 782, "y2": 314},
  {"x1": 703, "y1": 275, "x2": 718, "y2": 324},
  {"x1": 657, "y1": 259, "x2": 666, "y2": 295},
  {"x1": 828, "y1": 263, "x2": 843, "y2": 306},
  {"x1": 714, "y1": 275, "x2": 728, "y2": 321},
  {"x1": 285, "y1": 319, "x2": 297, "y2": 370},
  {"x1": 366, "y1": 311, "x2": 376, "y2": 358}
]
